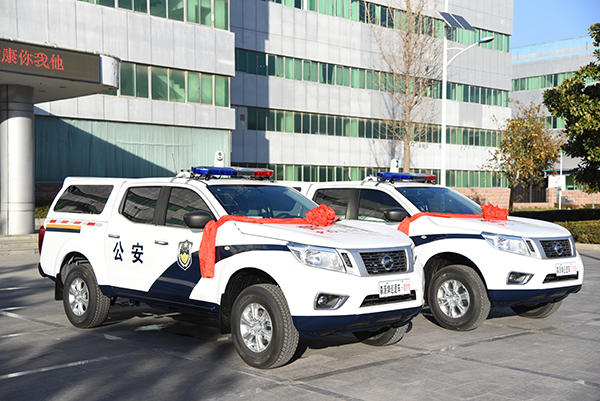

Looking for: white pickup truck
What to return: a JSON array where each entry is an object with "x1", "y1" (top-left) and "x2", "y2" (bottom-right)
[
  {"x1": 38, "y1": 167, "x2": 423, "y2": 369},
  {"x1": 290, "y1": 171, "x2": 584, "y2": 331}
]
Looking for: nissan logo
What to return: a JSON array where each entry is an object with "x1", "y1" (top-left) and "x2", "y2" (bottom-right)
[
  {"x1": 554, "y1": 242, "x2": 568, "y2": 256},
  {"x1": 381, "y1": 254, "x2": 394, "y2": 271}
]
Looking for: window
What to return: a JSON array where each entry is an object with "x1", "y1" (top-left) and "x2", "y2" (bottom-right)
[
  {"x1": 120, "y1": 62, "x2": 135, "y2": 97},
  {"x1": 165, "y1": 187, "x2": 213, "y2": 227},
  {"x1": 201, "y1": 74, "x2": 213, "y2": 104},
  {"x1": 214, "y1": 0, "x2": 229, "y2": 30},
  {"x1": 214, "y1": 76, "x2": 229, "y2": 107},
  {"x1": 150, "y1": 0, "x2": 167, "y2": 18},
  {"x1": 169, "y1": 69, "x2": 186, "y2": 103},
  {"x1": 314, "y1": 188, "x2": 351, "y2": 219},
  {"x1": 187, "y1": 0, "x2": 199, "y2": 23},
  {"x1": 187, "y1": 72, "x2": 200, "y2": 103},
  {"x1": 122, "y1": 187, "x2": 161, "y2": 224},
  {"x1": 168, "y1": 0, "x2": 184, "y2": 21},
  {"x1": 358, "y1": 189, "x2": 402, "y2": 222},
  {"x1": 200, "y1": 0, "x2": 211, "y2": 25},
  {"x1": 54, "y1": 185, "x2": 113, "y2": 215},
  {"x1": 151, "y1": 67, "x2": 169, "y2": 101},
  {"x1": 136, "y1": 65, "x2": 149, "y2": 98}
]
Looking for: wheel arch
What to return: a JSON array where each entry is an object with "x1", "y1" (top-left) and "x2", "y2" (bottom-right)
[
  {"x1": 423, "y1": 252, "x2": 488, "y2": 295},
  {"x1": 54, "y1": 252, "x2": 93, "y2": 301},
  {"x1": 219, "y1": 267, "x2": 279, "y2": 334}
]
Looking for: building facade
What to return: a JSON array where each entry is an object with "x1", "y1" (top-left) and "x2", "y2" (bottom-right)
[
  {"x1": 230, "y1": 0, "x2": 513, "y2": 188},
  {"x1": 1, "y1": 0, "x2": 236, "y2": 184},
  {"x1": 511, "y1": 35, "x2": 596, "y2": 192}
]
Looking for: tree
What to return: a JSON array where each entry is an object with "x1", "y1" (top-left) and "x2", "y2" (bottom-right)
[
  {"x1": 482, "y1": 101, "x2": 561, "y2": 211},
  {"x1": 544, "y1": 23, "x2": 600, "y2": 193},
  {"x1": 370, "y1": 0, "x2": 444, "y2": 172}
]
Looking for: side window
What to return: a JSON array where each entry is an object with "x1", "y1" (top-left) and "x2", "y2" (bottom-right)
[
  {"x1": 358, "y1": 189, "x2": 406, "y2": 222},
  {"x1": 121, "y1": 186, "x2": 161, "y2": 224},
  {"x1": 313, "y1": 189, "x2": 351, "y2": 219},
  {"x1": 165, "y1": 187, "x2": 214, "y2": 227},
  {"x1": 53, "y1": 185, "x2": 113, "y2": 214}
]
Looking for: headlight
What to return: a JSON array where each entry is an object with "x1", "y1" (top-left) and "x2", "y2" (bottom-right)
[
  {"x1": 287, "y1": 243, "x2": 346, "y2": 273},
  {"x1": 482, "y1": 233, "x2": 530, "y2": 256}
]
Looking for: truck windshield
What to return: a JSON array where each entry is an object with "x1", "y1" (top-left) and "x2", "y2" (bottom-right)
[
  {"x1": 396, "y1": 187, "x2": 482, "y2": 215},
  {"x1": 208, "y1": 185, "x2": 317, "y2": 219}
]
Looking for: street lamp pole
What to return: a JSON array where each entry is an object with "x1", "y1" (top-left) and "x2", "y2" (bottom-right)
[{"x1": 440, "y1": 32, "x2": 493, "y2": 186}]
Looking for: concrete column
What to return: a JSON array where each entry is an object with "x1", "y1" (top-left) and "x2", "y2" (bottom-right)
[{"x1": 0, "y1": 85, "x2": 35, "y2": 235}]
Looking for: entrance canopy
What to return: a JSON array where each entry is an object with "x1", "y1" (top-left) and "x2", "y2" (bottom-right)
[
  {"x1": 0, "y1": 37, "x2": 119, "y2": 103},
  {"x1": 0, "y1": 38, "x2": 119, "y2": 235}
]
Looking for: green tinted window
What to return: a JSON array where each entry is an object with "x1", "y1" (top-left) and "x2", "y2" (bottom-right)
[
  {"x1": 136, "y1": 65, "x2": 149, "y2": 98},
  {"x1": 214, "y1": 0, "x2": 228, "y2": 30},
  {"x1": 201, "y1": 74, "x2": 213, "y2": 105},
  {"x1": 187, "y1": 72, "x2": 200, "y2": 103},
  {"x1": 151, "y1": 67, "x2": 168, "y2": 101},
  {"x1": 200, "y1": 0, "x2": 211, "y2": 25},
  {"x1": 150, "y1": 0, "x2": 167, "y2": 17},
  {"x1": 214, "y1": 76, "x2": 229, "y2": 107},
  {"x1": 187, "y1": 0, "x2": 199, "y2": 23},
  {"x1": 169, "y1": 69, "x2": 185, "y2": 103},
  {"x1": 120, "y1": 62, "x2": 135, "y2": 97},
  {"x1": 168, "y1": 0, "x2": 184, "y2": 21}
]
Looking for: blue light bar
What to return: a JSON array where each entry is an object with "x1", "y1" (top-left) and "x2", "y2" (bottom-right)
[
  {"x1": 190, "y1": 166, "x2": 274, "y2": 178},
  {"x1": 192, "y1": 166, "x2": 238, "y2": 176},
  {"x1": 377, "y1": 172, "x2": 437, "y2": 183}
]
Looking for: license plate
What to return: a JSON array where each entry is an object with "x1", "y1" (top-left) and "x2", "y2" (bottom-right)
[
  {"x1": 555, "y1": 262, "x2": 577, "y2": 276},
  {"x1": 379, "y1": 279, "x2": 410, "y2": 298}
]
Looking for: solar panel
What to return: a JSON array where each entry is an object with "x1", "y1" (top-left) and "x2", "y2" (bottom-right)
[
  {"x1": 453, "y1": 14, "x2": 475, "y2": 31},
  {"x1": 439, "y1": 12, "x2": 461, "y2": 28}
]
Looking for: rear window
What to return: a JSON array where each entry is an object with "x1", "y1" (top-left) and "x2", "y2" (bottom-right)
[{"x1": 54, "y1": 185, "x2": 113, "y2": 215}]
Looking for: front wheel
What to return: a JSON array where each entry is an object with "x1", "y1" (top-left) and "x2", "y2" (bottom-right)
[
  {"x1": 62, "y1": 264, "x2": 111, "y2": 328},
  {"x1": 511, "y1": 300, "x2": 562, "y2": 318},
  {"x1": 353, "y1": 325, "x2": 407, "y2": 346},
  {"x1": 231, "y1": 284, "x2": 299, "y2": 369},
  {"x1": 428, "y1": 265, "x2": 490, "y2": 331}
]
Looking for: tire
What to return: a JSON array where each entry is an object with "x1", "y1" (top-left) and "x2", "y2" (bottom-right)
[
  {"x1": 62, "y1": 264, "x2": 111, "y2": 328},
  {"x1": 511, "y1": 300, "x2": 562, "y2": 319},
  {"x1": 231, "y1": 284, "x2": 299, "y2": 369},
  {"x1": 428, "y1": 265, "x2": 490, "y2": 331},
  {"x1": 353, "y1": 324, "x2": 407, "y2": 346}
]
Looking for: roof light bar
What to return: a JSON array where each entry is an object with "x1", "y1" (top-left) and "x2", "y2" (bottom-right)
[
  {"x1": 190, "y1": 166, "x2": 274, "y2": 179},
  {"x1": 377, "y1": 172, "x2": 437, "y2": 183}
]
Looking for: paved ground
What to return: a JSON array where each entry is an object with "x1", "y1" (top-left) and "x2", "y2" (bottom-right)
[{"x1": 1, "y1": 250, "x2": 599, "y2": 401}]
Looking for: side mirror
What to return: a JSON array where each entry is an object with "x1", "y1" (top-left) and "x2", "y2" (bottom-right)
[
  {"x1": 184, "y1": 211, "x2": 214, "y2": 229},
  {"x1": 384, "y1": 207, "x2": 409, "y2": 222}
]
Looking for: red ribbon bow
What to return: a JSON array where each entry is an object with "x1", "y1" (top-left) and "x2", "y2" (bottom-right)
[
  {"x1": 398, "y1": 204, "x2": 508, "y2": 236},
  {"x1": 199, "y1": 204, "x2": 339, "y2": 278}
]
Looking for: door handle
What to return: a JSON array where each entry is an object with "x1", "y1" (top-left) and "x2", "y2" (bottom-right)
[
  {"x1": 108, "y1": 234, "x2": 120, "y2": 239},
  {"x1": 154, "y1": 240, "x2": 169, "y2": 245}
]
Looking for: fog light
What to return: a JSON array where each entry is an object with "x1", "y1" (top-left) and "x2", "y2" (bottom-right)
[
  {"x1": 314, "y1": 293, "x2": 349, "y2": 310},
  {"x1": 507, "y1": 272, "x2": 533, "y2": 285}
]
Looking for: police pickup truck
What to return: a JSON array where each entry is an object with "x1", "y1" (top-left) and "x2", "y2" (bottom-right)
[
  {"x1": 290, "y1": 172, "x2": 584, "y2": 331},
  {"x1": 38, "y1": 167, "x2": 422, "y2": 369}
]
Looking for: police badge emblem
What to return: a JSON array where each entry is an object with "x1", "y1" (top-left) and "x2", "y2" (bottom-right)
[{"x1": 177, "y1": 240, "x2": 193, "y2": 270}]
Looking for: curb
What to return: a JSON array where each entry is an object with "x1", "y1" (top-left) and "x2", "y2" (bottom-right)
[{"x1": 575, "y1": 243, "x2": 600, "y2": 251}]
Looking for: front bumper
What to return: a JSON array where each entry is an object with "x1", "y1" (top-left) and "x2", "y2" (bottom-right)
[
  {"x1": 293, "y1": 305, "x2": 422, "y2": 338},
  {"x1": 489, "y1": 284, "x2": 582, "y2": 307}
]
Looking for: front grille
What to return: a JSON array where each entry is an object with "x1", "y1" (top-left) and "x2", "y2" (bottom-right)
[
  {"x1": 540, "y1": 239, "x2": 573, "y2": 258},
  {"x1": 360, "y1": 250, "x2": 407, "y2": 275},
  {"x1": 360, "y1": 291, "x2": 417, "y2": 307},
  {"x1": 543, "y1": 272, "x2": 579, "y2": 283}
]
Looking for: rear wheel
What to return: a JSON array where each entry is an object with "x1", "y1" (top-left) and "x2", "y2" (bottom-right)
[
  {"x1": 353, "y1": 325, "x2": 407, "y2": 346},
  {"x1": 511, "y1": 300, "x2": 562, "y2": 318},
  {"x1": 428, "y1": 265, "x2": 490, "y2": 331},
  {"x1": 62, "y1": 264, "x2": 110, "y2": 328},
  {"x1": 231, "y1": 284, "x2": 299, "y2": 369}
]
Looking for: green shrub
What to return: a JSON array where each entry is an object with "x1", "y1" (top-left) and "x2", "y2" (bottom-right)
[{"x1": 555, "y1": 220, "x2": 600, "y2": 244}]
